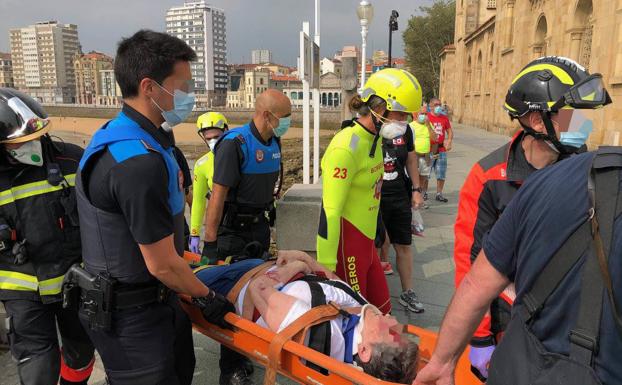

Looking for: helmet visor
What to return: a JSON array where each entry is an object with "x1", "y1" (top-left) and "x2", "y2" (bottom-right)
[
  {"x1": 2, "y1": 97, "x2": 50, "y2": 143},
  {"x1": 563, "y1": 74, "x2": 611, "y2": 109}
]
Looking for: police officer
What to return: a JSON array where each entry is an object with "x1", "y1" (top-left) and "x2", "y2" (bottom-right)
[
  {"x1": 0, "y1": 88, "x2": 95, "y2": 385},
  {"x1": 202, "y1": 89, "x2": 290, "y2": 384},
  {"x1": 188, "y1": 112, "x2": 229, "y2": 260},
  {"x1": 74, "y1": 30, "x2": 234, "y2": 384}
]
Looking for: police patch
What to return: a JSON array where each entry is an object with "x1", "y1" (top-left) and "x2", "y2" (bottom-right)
[{"x1": 255, "y1": 149, "x2": 264, "y2": 162}]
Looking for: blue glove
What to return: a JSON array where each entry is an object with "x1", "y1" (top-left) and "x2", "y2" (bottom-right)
[
  {"x1": 189, "y1": 236, "x2": 201, "y2": 254},
  {"x1": 469, "y1": 344, "x2": 495, "y2": 379}
]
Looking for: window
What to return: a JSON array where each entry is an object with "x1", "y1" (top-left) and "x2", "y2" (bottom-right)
[{"x1": 487, "y1": 0, "x2": 496, "y2": 9}]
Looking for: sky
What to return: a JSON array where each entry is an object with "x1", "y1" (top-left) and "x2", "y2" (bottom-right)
[{"x1": 0, "y1": 0, "x2": 432, "y2": 66}]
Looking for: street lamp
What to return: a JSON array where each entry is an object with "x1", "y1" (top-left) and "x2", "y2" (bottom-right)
[
  {"x1": 357, "y1": 0, "x2": 374, "y2": 90},
  {"x1": 388, "y1": 10, "x2": 399, "y2": 68}
]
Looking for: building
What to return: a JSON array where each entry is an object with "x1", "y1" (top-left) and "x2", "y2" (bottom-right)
[
  {"x1": 439, "y1": 0, "x2": 622, "y2": 146},
  {"x1": 243, "y1": 69, "x2": 269, "y2": 108},
  {"x1": 9, "y1": 21, "x2": 81, "y2": 104},
  {"x1": 282, "y1": 72, "x2": 342, "y2": 109},
  {"x1": 97, "y1": 69, "x2": 122, "y2": 106},
  {"x1": 74, "y1": 51, "x2": 113, "y2": 105},
  {"x1": 372, "y1": 50, "x2": 388, "y2": 66},
  {"x1": 320, "y1": 57, "x2": 342, "y2": 76},
  {"x1": 166, "y1": 0, "x2": 227, "y2": 107},
  {"x1": 0, "y1": 53, "x2": 13, "y2": 88},
  {"x1": 251, "y1": 49, "x2": 272, "y2": 64},
  {"x1": 335, "y1": 45, "x2": 360, "y2": 62}
]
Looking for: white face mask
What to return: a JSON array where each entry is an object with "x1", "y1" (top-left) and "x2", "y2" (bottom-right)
[
  {"x1": 207, "y1": 138, "x2": 218, "y2": 152},
  {"x1": 380, "y1": 120, "x2": 408, "y2": 139},
  {"x1": 7, "y1": 140, "x2": 43, "y2": 166}
]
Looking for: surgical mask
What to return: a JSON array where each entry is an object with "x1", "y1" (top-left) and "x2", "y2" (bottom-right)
[
  {"x1": 7, "y1": 140, "x2": 43, "y2": 166},
  {"x1": 272, "y1": 116, "x2": 291, "y2": 137},
  {"x1": 207, "y1": 138, "x2": 218, "y2": 152},
  {"x1": 417, "y1": 114, "x2": 426, "y2": 124},
  {"x1": 151, "y1": 82, "x2": 196, "y2": 128},
  {"x1": 380, "y1": 120, "x2": 408, "y2": 139},
  {"x1": 556, "y1": 109, "x2": 595, "y2": 149},
  {"x1": 559, "y1": 124, "x2": 593, "y2": 148},
  {"x1": 434, "y1": 106, "x2": 443, "y2": 115}
]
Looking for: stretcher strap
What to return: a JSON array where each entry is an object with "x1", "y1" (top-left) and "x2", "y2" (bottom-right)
[
  {"x1": 263, "y1": 302, "x2": 341, "y2": 385},
  {"x1": 227, "y1": 261, "x2": 275, "y2": 303}
]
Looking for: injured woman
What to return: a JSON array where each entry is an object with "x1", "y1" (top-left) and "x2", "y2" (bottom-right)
[{"x1": 193, "y1": 250, "x2": 419, "y2": 384}]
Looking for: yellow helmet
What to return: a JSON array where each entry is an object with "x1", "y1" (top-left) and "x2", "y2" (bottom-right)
[
  {"x1": 196, "y1": 112, "x2": 228, "y2": 132},
  {"x1": 360, "y1": 68, "x2": 422, "y2": 113}
]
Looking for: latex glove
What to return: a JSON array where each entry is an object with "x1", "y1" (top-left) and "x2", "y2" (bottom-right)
[
  {"x1": 189, "y1": 236, "x2": 201, "y2": 254},
  {"x1": 193, "y1": 290, "x2": 235, "y2": 330},
  {"x1": 469, "y1": 344, "x2": 495, "y2": 379},
  {"x1": 201, "y1": 240, "x2": 218, "y2": 265}
]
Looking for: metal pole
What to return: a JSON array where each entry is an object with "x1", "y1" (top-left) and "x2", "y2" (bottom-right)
[
  {"x1": 388, "y1": 24, "x2": 392, "y2": 68},
  {"x1": 361, "y1": 24, "x2": 367, "y2": 89},
  {"x1": 313, "y1": 0, "x2": 320, "y2": 183},
  {"x1": 302, "y1": 22, "x2": 310, "y2": 185}
]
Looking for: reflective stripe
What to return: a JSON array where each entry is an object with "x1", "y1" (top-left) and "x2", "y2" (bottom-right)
[
  {"x1": 512, "y1": 64, "x2": 574, "y2": 86},
  {"x1": 0, "y1": 271, "x2": 38, "y2": 291},
  {"x1": 0, "y1": 174, "x2": 76, "y2": 206},
  {"x1": 38, "y1": 275, "x2": 64, "y2": 295}
]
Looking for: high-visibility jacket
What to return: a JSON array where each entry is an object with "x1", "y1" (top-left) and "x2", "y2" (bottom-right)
[
  {"x1": 190, "y1": 151, "x2": 214, "y2": 237},
  {"x1": 409, "y1": 121, "x2": 431, "y2": 155},
  {"x1": 0, "y1": 141, "x2": 83, "y2": 302}
]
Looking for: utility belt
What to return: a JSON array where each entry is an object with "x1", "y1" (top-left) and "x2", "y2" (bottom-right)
[
  {"x1": 221, "y1": 201, "x2": 275, "y2": 229},
  {"x1": 61, "y1": 264, "x2": 170, "y2": 332}
]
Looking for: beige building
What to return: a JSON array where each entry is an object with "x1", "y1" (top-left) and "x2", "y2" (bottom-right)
[
  {"x1": 74, "y1": 51, "x2": 113, "y2": 105},
  {"x1": 0, "y1": 53, "x2": 13, "y2": 88},
  {"x1": 439, "y1": 0, "x2": 622, "y2": 146},
  {"x1": 9, "y1": 21, "x2": 81, "y2": 104},
  {"x1": 97, "y1": 69, "x2": 122, "y2": 106}
]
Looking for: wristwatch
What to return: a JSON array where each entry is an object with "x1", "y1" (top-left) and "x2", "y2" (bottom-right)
[{"x1": 412, "y1": 187, "x2": 423, "y2": 193}]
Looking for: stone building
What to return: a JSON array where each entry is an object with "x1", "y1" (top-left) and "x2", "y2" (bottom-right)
[
  {"x1": 0, "y1": 53, "x2": 13, "y2": 88},
  {"x1": 74, "y1": 51, "x2": 113, "y2": 105},
  {"x1": 439, "y1": 0, "x2": 622, "y2": 146}
]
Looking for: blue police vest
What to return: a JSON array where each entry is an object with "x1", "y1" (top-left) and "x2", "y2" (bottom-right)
[
  {"x1": 217, "y1": 123, "x2": 280, "y2": 208},
  {"x1": 76, "y1": 111, "x2": 185, "y2": 284}
]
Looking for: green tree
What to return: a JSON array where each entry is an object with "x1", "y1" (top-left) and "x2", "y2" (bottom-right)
[{"x1": 403, "y1": 0, "x2": 456, "y2": 101}]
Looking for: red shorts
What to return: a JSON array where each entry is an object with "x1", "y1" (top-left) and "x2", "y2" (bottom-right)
[{"x1": 335, "y1": 218, "x2": 391, "y2": 314}]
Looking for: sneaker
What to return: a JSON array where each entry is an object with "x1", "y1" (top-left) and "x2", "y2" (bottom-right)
[
  {"x1": 381, "y1": 262, "x2": 394, "y2": 275},
  {"x1": 435, "y1": 193, "x2": 448, "y2": 203},
  {"x1": 399, "y1": 289, "x2": 424, "y2": 313}
]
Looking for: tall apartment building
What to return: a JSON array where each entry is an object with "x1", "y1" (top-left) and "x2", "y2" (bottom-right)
[
  {"x1": 74, "y1": 51, "x2": 113, "y2": 105},
  {"x1": 0, "y1": 53, "x2": 13, "y2": 88},
  {"x1": 9, "y1": 21, "x2": 81, "y2": 104},
  {"x1": 166, "y1": 1, "x2": 227, "y2": 107},
  {"x1": 251, "y1": 49, "x2": 272, "y2": 64}
]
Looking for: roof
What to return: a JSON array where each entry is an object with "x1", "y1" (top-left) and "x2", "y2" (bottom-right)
[
  {"x1": 270, "y1": 74, "x2": 299, "y2": 82},
  {"x1": 80, "y1": 51, "x2": 113, "y2": 61},
  {"x1": 0, "y1": 52, "x2": 11, "y2": 61}
]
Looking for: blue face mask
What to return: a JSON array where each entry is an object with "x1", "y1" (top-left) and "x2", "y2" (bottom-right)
[
  {"x1": 417, "y1": 114, "x2": 426, "y2": 124},
  {"x1": 559, "y1": 119, "x2": 593, "y2": 148},
  {"x1": 152, "y1": 82, "x2": 196, "y2": 128},
  {"x1": 434, "y1": 106, "x2": 443, "y2": 115},
  {"x1": 271, "y1": 115, "x2": 291, "y2": 137}
]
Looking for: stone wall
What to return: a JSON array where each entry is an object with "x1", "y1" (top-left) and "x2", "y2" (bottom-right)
[{"x1": 43, "y1": 105, "x2": 345, "y2": 130}]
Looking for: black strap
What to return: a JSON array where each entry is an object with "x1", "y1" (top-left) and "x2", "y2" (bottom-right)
[
  {"x1": 297, "y1": 275, "x2": 368, "y2": 306},
  {"x1": 521, "y1": 220, "x2": 591, "y2": 320},
  {"x1": 305, "y1": 280, "x2": 331, "y2": 374},
  {"x1": 570, "y1": 150, "x2": 620, "y2": 366}
]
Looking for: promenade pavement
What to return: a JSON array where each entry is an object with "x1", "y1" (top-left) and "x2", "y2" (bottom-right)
[{"x1": 0, "y1": 123, "x2": 510, "y2": 385}]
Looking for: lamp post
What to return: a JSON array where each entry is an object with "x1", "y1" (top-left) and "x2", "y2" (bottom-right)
[
  {"x1": 388, "y1": 10, "x2": 399, "y2": 68},
  {"x1": 357, "y1": 0, "x2": 373, "y2": 90}
]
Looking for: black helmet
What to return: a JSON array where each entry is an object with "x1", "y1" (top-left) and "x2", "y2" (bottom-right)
[
  {"x1": 0, "y1": 88, "x2": 51, "y2": 144},
  {"x1": 504, "y1": 56, "x2": 611, "y2": 153}
]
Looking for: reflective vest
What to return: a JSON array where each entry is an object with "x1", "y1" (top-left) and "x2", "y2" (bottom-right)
[
  {"x1": 0, "y1": 142, "x2": 83, "y2": 301},
  {"x1": 76, "y1": 112, "x2": 185, "y2": 284},
  {"x1": 190, "y1": 151, "x2": 214, "y2": 237},
  {"x1": 410, "y1": 121, "x2": 431, "y2": 154},
  {"x1": 216, "y1": 123, "x2": 280, "y2": 209}
]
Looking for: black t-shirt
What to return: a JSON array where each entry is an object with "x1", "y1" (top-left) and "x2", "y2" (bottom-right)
[
  {"x1": 381, "y1": 125, "x2": 415, "y2": 196},
  {"x1": 483, "y1": 151, "x2": 622, "y2": 383},
  {"x1": 85, "y1": 105, "x2": 177, "y2": 245}
]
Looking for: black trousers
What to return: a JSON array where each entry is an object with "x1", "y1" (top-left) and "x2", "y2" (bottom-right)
[
  {"x1": 80, "y1": 294, "x2": 195, "y2": 385},
  {"x1": 216, "y1": 218, "x2": 270, "y2": 259},
  {"x1": 3, "y1": 298, "x2": 95, "y2": 385}
]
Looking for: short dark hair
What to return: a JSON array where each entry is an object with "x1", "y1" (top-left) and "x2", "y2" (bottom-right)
[
  {"x1": 354, "y1": 340, "x2": 419, "y2": 384},
  {"x1": 114, "y1": 29, "x2": 197, "y2": 98}
]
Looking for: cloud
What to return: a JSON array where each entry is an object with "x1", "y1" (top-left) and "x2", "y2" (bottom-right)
[{"x1": 0, "y1": 0, "x2": 431, "y2": 65}]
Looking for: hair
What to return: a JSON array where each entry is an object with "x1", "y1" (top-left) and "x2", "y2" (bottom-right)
[
  {"x1": 348, "y1": 95, "x2": 386, "y2": 115},
  {"x1": 114, "y1": 29, "x2": 197, "y2": 98},
  {"x1": 354, "y1": 340, "x2": 419, "y2": 384},
  {"x1": 429, "y1": 97, "x2": 440, "y2": 105}
]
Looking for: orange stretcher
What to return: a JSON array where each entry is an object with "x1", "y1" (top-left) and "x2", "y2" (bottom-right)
[{"x1": 181, "y1": 252, "x2": 483, "y2": 385}]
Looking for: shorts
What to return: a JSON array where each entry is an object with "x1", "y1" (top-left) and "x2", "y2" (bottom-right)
[
  {"x1": 380, "y1": 193, "x2": 412, "y2": 245},
  {"x1": 429, "y1": 151, "x2": 447, "y2": 180},
  {"x1": 374, "y1": 212, "x2": 386, "y2": 249},
  {"x1": 417, "y1": 155, "x2": 431, "y2": 177}
]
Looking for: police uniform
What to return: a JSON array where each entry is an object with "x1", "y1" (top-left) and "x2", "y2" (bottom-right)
[
  {"x1": 75, "y1": 105, "x2": 195, "y2": 384},
  {"x1": 212, "y1": 120, "x2": 280, "y2": 257}
]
